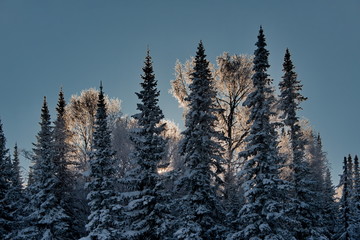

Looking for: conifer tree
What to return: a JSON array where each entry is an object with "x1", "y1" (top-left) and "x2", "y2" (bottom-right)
[
  {"x1": 337, "y1": 156, "x2": 352, "y2": 240},
  {"x1": 353, "y1": 155, "x2": 360, "y2": 236},
  {"x1": 11, "y1": 144, "x2": 23, "y2": 193},
  {"x1": 120, "y1": 50, "x2": 168, "y2": 239},
  {"x1": 174, "y1": 41, "x2": 226, "y2": 239},
  {"x1": 53, "y1": 88, "x2": 72, "y2": 192},
  {"x1": 52, "y1": 89, "x2": 79, "y2": 238},
  {"x1": 21, "y1": 97, "x2": 71, "y2": 239},
  {"x1": 322, "y1": 168, "x2": 338, "y2": 239},
  {"x1": 278, "y1": 48, "x2": 325, "y2": 239},
  {"x1": 311, "y1": 134, "x2": 338, "y2": 238},
  {"x1": 5, "y1": 144, "x2": 24, "y2": 239},
  {"x1": 0, "y1": 118, "x2": 12, "y2": 239},
  {"x1": 310, "y1": 134, "x2": 328, "y2": 193},
  {"x1": 345, "y1": 155, "x2": 359, "y2": 238},
  {"x1": 279, "y1": 48, "x2": 307, "y2": 122},
  {"x1": 347, "y1": 155, "x2": 353, "y2": 194},
  {"x1": 231, "y1": 27, "x2": 293, "y2": 240},
  {"x1": 82, "y1": 84, "x2": 120, "y2": 240}
]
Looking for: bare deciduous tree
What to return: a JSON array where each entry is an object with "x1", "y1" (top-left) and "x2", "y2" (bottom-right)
[{"x1": 65, "y1": 88, "x2": 121, "y2": 171}]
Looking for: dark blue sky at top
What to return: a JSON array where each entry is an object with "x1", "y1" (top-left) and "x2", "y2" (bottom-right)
[{"x1": 0, "y1": 0, "x2": 359, "y2": 184}]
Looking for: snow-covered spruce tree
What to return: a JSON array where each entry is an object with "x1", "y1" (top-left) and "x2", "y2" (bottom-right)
[
  {"x1": 53, "y1": 88, "x2": 73, "y2": 193},
  {"x1": 52, "y1": 88, "x2": 80, "y2": 238},
  {"x1": 65, "y1": 88, "x2": 121, "y2": 172},
  {"x1": 120, "y1": 50, "x2": 168, "y2": 239},
  {"x1": 230, "y1": 27, "x2": 293, "y2": 240},
  {"x1": 322, "y1": 168, "x2": 338, "y2": 239},
  {"x1": 345, "y1": 155, "x2": 359, "y2": 239},
  {"x1": 4, "y1": 143, "x2": 25, "y2": 240},
  {"x1": 279, "y1": 48, "x2": 326, "y2": 239},
  {"x1": 0, "y1": 118, "x2": 12, "y2": 239},
  {"x1": 337, "y1": 156, "x2": 352, "y2": 240},
  {"x1": 82, "y1": 83, "x2": 120, "y2": 240},
  {"x1": 312, "y1": 134, "x2": 338, "y2": 239},
  {"x1": 20, "y1": 97, "x2": 72, "y2": 240},
  {"x1": 11, "y1": 144, "x2": 23, "y2": 196},
  {"x1": 347, "y1": 155, "x2": 354, "y2": 196},
  {"x1": 353, "y1": 155, "x2": 360, "y2": 236},
  {"x1": 173, "y1": 41, "x2": 226, "y2": 239}
]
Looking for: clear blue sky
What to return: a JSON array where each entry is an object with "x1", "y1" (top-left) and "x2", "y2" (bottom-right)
[{"x1": 0, "y1": 0, "x2": 359, "y2": 184}]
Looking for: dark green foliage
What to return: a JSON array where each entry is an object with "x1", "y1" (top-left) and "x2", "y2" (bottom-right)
[
  {"x1": 83, "y1": 84, "x2": 121, "y2": 239},
  {"x1": 337, "y1": 156, "x2": 352, "y2": 240},
  {"x1": 4, "y1": 144, "x2": 25, "y2": 240},
  {"x1": 278, "y1": 48, "x2": 326, "y2": 239},
  {"x1": 20, "y1": 97, "x2": 72, "y2": 240},
  {"x1": 121, "y1": 50, "x2": 168, "y2": 239},
  {"x1": 0, "y1": 119, "x2": 12, "y2": 239},
  {"x1": 232, "y1": 27, "x2": 293, "y2": 240},
  {"x1": 174, "y1": 41, "x2": 226, "y2": 239}
]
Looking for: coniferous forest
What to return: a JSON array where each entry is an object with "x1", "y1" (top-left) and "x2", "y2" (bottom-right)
[{"x1": 1, "y1": 27, "x2": 359, "y2": 240}]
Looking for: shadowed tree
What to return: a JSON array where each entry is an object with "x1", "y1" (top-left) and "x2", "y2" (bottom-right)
[
  {"x1": 278, "y1": 48, "x2": 325, "y2": 239},
  {"x1": 120, "y1": 50, "x2": 168, "y2": 239},
  {"x1": 231, "y1": 27, "x2": 293, "y2": 240},
  {"x1": 21, "y1": 97, "x2": 72, "y2": 239},
  {"x1": 4, "y1": 143, "x2": 25, "y2": 240},
  {"x1": 170, "y1": 53, "x2": 254, "y2": 222},
  {"x1": 173, "y1": 41, "x2": 227, "y2": 239},
  {"x1": 0, "y1": 118, "x2": 12, "y2": 239},
  {"x1": 337, "y1": 156, "x2": 352, "y2": 240},
  {"x1": 82, "y1": 83, "x2": 121, "y2": 240}
]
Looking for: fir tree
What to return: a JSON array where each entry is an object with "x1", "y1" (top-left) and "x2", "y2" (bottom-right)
[
  {"x1": 174, "y1": 41, "x2": 226, "y2": 239},
  {"x1": 231, "y1": 27, "x2": 293, "y2": 240},
  {"x1": 345, "y1": 155, "x2": 359, "y2": 238},
  {"x1": 347, "y1": 155, "x2": 353, "y2": 195},
  {"x1": 82, "y1": 83, "x2": 120, "y2": 240},
  {"x1": 322, "y1": 168, "x2": 338, "y2": 239},
  {"x1": 53, "y1": 88, "x2": 72, "y2": 191},
  {"x1": 312, "y1": 134, "x2": 338, "y2": 239},
  {"x1": 279, "y1": 48, "x2": 324, "y2": 239},
  {"x1": 120, "y1": 50, "x2": 168, "y2": 239},
  {"x1": 353, "y1": 155, "x2": 360, "y2": 236},
  {"x1": 337, "y1": 156, "x2": 352, "y2": 240},
  {"x1": 0, "y1": 118, "x2": 12, "y2": 239},
  {"x1": 4, "y1": 143, "x2": 24, "y2": 239},
  {"x1": 11, "y1": 144, "x2": 23, "y2": 193},
  {"x1": 21, "y1": 97, "x2": 71, "y2": 240},
  {"x1": 52, "y1": 89, "x2": 79, "y2": 238}
]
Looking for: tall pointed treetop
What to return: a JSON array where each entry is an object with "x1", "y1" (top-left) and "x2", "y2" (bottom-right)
[
  {"x1": 232, "y1": 27, "x2": 293, "y2": 240},
  {"x1": 175, "y1": 41, "x2": 226, "y2": 239},
  {"x1": 56, "y1": 88, "x2": 66, "y2": 118},
  {"x1": 41, "y1": 96, "x2": 50, "y2": 125},
  {"x1": 83, "y1": 82, "x2": 120, "y2": 239},
  {"x1": 120, "y1": 49, "x2": 167, "y2": 239},
  {"x1": 279, "y1": 48, "x2": 307, "y2": 126}
]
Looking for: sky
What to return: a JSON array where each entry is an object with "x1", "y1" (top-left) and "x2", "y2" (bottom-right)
[{"x1": 0, "y1": 0, "x2": 359, "y2": 184}]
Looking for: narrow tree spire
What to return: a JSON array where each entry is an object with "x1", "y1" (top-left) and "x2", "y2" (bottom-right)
[
  {"x1": 52, "y1": 89, "x2": 78, "y2": 238},
  {"x1": 352, "y1": 155, "x2": 360, "y2": 238},
  {"x1": 56, "y1": 88, "x2": 66, "y2": 118},
  {"x1": 232, "y1": 27, "x2": 292, "y2": 240},
  {"x1": 278, "y1": 48, "x2": 322, "y2": 239},
  {"x1": 174, "y1": 41, "x2": 226, "y2": 239},
  {"x1": 22, "y1": 96, "x2": 72, "y2": 239},
  {"x1": 120, "y1": 49, "x2": 168, "y2": 239},
  {"x1": 279, "y1": 48, "x2": 307, "y2": 127},
  {"x1": 12, "y1": 143, "x2": 23, "y2": 190},
  {"x1": 0, "y1": 118, "x2": 12, "y2": 238},
  {"x1": 83, "y1": 83, "x2": 120, "y2": 239},
  {"x1": 339, "y1": 156, "x2": 351, "y2": 240}
]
